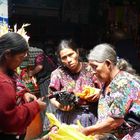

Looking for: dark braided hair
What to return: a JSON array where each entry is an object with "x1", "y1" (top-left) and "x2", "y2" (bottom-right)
[
  {"x1": 0, "y1": 32, "x2": 29, "y2": 56},
  {"x1": 56, "y1": 39, "x2": 79, "y2": 66},
  {"x1": 0, "y1": 32, "x2": 29, "y2": 76}
]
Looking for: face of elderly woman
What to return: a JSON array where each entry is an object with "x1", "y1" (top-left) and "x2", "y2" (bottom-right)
[
  {"x1": 59, "y1": 48, "x2": 80, "y2": 72},
  {"x1": 89, "y1": 60, "x2": 110, "y2": 83}
]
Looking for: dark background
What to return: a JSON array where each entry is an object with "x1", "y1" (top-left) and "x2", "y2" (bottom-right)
[{"x1": 8, "y1": 0, "x2": 140, "y2": 72}]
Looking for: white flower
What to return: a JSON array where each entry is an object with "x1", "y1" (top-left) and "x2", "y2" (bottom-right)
[{"x1": 0, "y1": 22, "x2": 30, "y2": 42}]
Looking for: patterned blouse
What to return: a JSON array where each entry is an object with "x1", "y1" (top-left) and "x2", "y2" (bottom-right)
[
  {"x1": 98, "y1": 71, "x2": 140, "y2": 138},
  {"x1": 35, "y1": 53, "x2": 57, "y2": 82},
  {"x1": 49, "y1": 62, "x2": 100, "y2": 94}
]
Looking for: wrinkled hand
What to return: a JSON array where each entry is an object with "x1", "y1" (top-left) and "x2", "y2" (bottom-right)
[
  {"x1": 23, "y1": 92, "x2": 37, "y2": 102},
  {"x1": 77, "y1": 126, "x2": 91, "y2": 136},
  {"x1": 85, "y1": 89, "x2": 101, "y2": 102}
]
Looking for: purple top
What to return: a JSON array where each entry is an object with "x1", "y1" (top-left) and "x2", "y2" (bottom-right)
[{"x1": 49, "y1": 62, "x2": 100, "y2": 93}]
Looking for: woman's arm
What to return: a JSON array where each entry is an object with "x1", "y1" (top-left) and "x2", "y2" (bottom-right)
[
  {"x1": 50, "y1": 98, "x2": 73, "y2": 111},
  {"x1": 0, "y1": 81, "x2": 40, "y2": 133},
  {"x1": 80, "y1": 117, "x2": 124, "y2": 136},
  {"x1": 50, "y1": 98, "x2": 61, "y2": 109},
  {"x1": 29, "y1": 64, "x2": 43, "y2": 76}
]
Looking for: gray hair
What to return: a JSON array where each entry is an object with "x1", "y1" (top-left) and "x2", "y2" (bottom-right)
[
  {"x1": 88, "y1": 43, "x2": 139, "y2": 77},
  {"x1": 87, "y1": 43, "x2": 117, "y2": 64},
  {"x1": 116, "y1": 58, "x2": 140, "y2": 78}
]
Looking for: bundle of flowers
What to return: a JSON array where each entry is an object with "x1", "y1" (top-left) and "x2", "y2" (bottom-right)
[{"x1": 0, "y1": 22, "x2": 30, "y2": 42}]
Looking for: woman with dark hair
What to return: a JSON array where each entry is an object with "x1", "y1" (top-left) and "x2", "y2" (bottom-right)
[
  {"x1": 79, "y1": 43, "x2": 140, "y2": 140},
  {"x1": 0, "y1": 32, "x2": 46, "y2": 140},
  {"x1": 48, "y1": 39, "x2": 101, "y2": 127}
]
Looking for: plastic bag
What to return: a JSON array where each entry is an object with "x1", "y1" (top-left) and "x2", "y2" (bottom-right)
[{"x1": 46, "y1": 113, "x2": 94, "y2": 140}]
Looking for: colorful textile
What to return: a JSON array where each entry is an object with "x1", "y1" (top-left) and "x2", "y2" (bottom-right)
[
  {"x1": 19, "y1": 68, "x2": 39, "y2": 93},
  {"x1": 35, "y1": 53, "x2": 57, "y2": 83},
  {"x1": 98, "y1": 71, "x2": 140, "y2": 139},
  {"x1": 49, "y1": 62, "x2": 100, "y2": 127},
  {"x1": 49, "y1": 62, "x2": 100, "y2": 93},
  {"x1": 13, "y1": 73, "x2": 29, "y2": 105}
]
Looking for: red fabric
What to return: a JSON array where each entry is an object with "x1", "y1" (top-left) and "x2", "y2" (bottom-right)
[
  {"x1": 0, "y1": 72, "x2": 40, "y2": 134},
  {"x1": 35, "y1": 53, "x2": 45, "y2": 65}
]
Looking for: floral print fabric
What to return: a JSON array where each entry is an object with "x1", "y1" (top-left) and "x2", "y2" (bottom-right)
[
  {"x1": 48, "y1": 62, "x2": 100, "y2": 126},
  {"x1": 98, "y1": 71, "x2": 140, "y2": 139},
  {"x1": 49, "y1": 62, "x2": 100, "y2": 93}
]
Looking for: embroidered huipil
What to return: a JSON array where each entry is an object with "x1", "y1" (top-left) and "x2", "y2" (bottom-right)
[
  {"x1": 49, "y1": 62, "x2": 101, "y2": 127},
  {"x1": 49, "y1": 62, "x2": 100, "y2": 93},
  {"x1": 97, "y1": 71, "x2": 140, "y2": 139}
]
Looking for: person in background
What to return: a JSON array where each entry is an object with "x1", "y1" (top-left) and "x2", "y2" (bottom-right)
[
  {"x1": 48, "y1": 39, "x2": 101, "y2": 127},
  {"x1": 0, "y1": 32, "x2": 46, "y2": 140},
  {"x1": 79, "y1": 43, "x2": 140, "y2": 140},
  {"x1": 29, "y1": 47, "x2": 57, "y2": 131},
  {"x1": 14, "y1": 70, "x2": 36, "y2": 105}
]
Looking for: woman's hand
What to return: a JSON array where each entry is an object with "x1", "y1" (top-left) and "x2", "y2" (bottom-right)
[
  {"x1": 85, "y1": 88, "x2": 101, "y2": 102},
  {"x1": 59, "y1": 105, "x2": 74, "y2": 111},
  {"x1": 50, "y1": 98, "x2": 73, "y2": 111},
  {"x1": 77, "y1": 126, "x2": 92, "y2": 136},
  {"x1": 23, "y1": 92, "x2": 37, "y2": 102},
  {"x1": 40, "y1": 126, "x2": 58, "y2": 140},
  {"x1": 79, "y1": 117, "x2": 124, "y2": 136},
  {"x1": 24, "y1": 93, "x2": 46, "y2": 111},
  {"x1": 36, "y1": 98, "x2": 47, "y2": 111}
]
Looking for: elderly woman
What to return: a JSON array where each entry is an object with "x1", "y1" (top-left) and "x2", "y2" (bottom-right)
[{"x1": 80, "y1": 43, "x2": 140, "y2": 140}]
